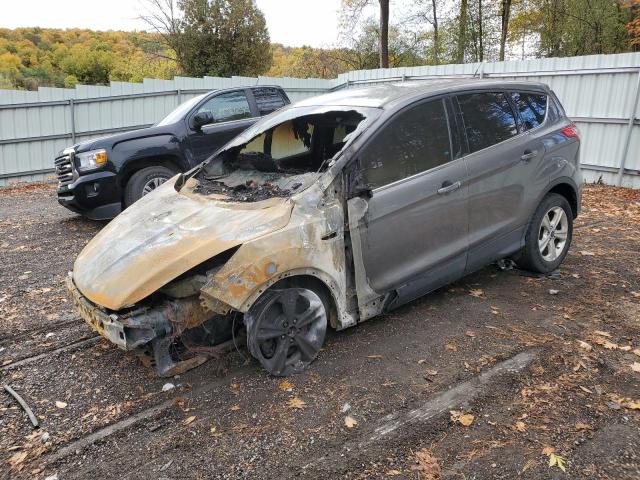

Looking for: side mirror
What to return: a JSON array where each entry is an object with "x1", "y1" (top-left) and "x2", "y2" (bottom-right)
[{"x1": 192, "y1": 111, "x2": 214, "y2": 130}]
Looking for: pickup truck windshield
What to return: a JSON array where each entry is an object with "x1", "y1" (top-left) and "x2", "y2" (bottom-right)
[{"x1": 156, "y1": 94, "x2": 206, "y2": 126}]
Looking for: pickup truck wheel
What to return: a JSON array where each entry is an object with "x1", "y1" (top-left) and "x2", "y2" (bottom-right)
[
  {"x1": 516, "y1": 193, "x2": 573, "y2": 274},
  {"x1": 245, "y1": 287, "x2": 327, "y2": 376},
  {"x1": 124, "y1": 166, "x2": 175, "y2": 207}
]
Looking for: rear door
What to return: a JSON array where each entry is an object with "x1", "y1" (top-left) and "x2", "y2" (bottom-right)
[
  {"x1": 188, "y1": 89, "x2": 257, "y2": 164},
  {"x1": 348, "y1": 97, "x2": 469, "y2": 308},
  {"x1": 454, "y1": 90, "x2": 546, "y2": 272}
]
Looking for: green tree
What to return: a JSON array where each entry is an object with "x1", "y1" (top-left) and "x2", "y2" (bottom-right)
[{"x1": 142, "y1": 0, "x2": 271, "y2": 78}]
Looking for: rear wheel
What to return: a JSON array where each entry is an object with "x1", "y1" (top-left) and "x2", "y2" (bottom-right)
[
  {"x1": 124, "y1": 166, "x2": 175, "y2": 207},
  {"x1": 516, "y1": 193, "x2": 573, "y2": 273},
  {"x1": 245, "y1": 287, "x2": 328, "y2": 376}
]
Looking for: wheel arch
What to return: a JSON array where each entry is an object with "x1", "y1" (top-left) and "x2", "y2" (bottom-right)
[
  {"x1": 544, "y1": 177, "x2": 580, "y2": 219},
  {"x1": 243, "y1": 270, "x2": 341, "y2": 330},
  {"x1": 118, "y1": 155, "x2": 183, "y2": 190}
]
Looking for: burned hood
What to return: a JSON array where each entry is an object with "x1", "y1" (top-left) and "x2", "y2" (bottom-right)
[{"x1": 73, "y1": 177, "x2": 293, "y2": 310}]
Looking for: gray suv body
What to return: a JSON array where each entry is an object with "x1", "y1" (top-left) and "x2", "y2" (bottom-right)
[{"x1": 67, "y1": 79, "x2": 581, "y2": 377}]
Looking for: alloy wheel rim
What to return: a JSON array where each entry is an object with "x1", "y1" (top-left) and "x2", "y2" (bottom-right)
[
  {"x1": 538, "y1": 206, "x2": 569, "y2": 262},
  {"x1": 142, "y1": 177, "x2": 168, "y2": 196},
  {"x1": 254, "y1": 289, "x2": 327, "y2": 376}
]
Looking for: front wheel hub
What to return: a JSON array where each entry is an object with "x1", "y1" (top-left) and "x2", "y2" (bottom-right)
[{"x1": 245, "y1": 287, "x2": 327, "y2": 376}]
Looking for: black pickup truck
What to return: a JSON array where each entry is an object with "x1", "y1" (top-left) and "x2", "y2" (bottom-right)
[{"x1": 55, "y1": 86, "x2": 290, "y2": 220}]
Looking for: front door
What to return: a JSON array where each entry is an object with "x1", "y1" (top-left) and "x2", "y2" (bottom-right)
[
  {"x1": 348, "y1": 97, "x2": 469, "y2": 311},
  {"x1": 189, "y1": 90, "x2": 257, "y2": 165}
]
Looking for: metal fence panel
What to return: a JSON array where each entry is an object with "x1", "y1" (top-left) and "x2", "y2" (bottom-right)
[{"x1": 0, "y1": 53, "x2": 639, "y2": 187}]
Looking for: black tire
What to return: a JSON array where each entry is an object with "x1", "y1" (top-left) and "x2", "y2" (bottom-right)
[
  {"x1": 516, "y1": 193, "x2": 573, "y2": 274},
  {"x1": 245, "y1": 287, "x2": 328, "y2": 376},
  {"x1": 124, "y1": 166, "x2": 176, "y2": 207}
]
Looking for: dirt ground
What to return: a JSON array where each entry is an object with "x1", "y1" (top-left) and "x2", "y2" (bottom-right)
[{"x1": 1, "y1": 182, "x2": 639, "y2": 480}]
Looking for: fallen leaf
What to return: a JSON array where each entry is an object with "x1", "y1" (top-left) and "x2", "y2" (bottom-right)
[
  {"x1": 575, "y1": 422, "x2": 592, "y2": 431},
  {"x1": 6, "y1": 450, "x2": 28, "y2": 469},
  {"x1": 466, "y1": 330, "x2": 476, "y2": 338},
  {"x1": 521, "y1": 459, "x2": 537, "y2": 473},
  {"x1": 548, "y1": 453, "x2": 566, "y2": 472},
  {"x1": 230, "y1": 405, "x2": 240, "y2": 411},
  {"x1": 55, "y1": 401, "x2": 67, "y2": 409},
  {"x1": 577, "y1": 340, "x2": 593, "y2": 351},
  {"x1": 619, "y1": 345, "x2": 632, "y2": 351},
  {"x1": 344, "y1": 415, "x2": 358, "y2": 428},
  {"x1": 450, "y1": 410, "x2": 474, "y2": 426},
  {"x1": 278, "y1": 380, "x2": 294, "y2": 392},
  {"x1": 580, "y1": 251, "x2": 595, "y2": 256},
  {"x1": 411, "y1": 448, "x2": 441, "y2": 479},
  {"x1": 515, "y1": 421, "x2": 527, "y2": 432},
  {"x1": 468, "y1": 288, "x2": 484, "y2": 298},
  {"x1": 183, "y1": 415, "x2": 196, "y2": 426},
  {"x1": 417, "y1": 359, "x2": 427, "y2": 364},
  {"x1": 426, "y1": 368, "x2": 438, "y2": 375},
  {"x1": 634, "y1": 348, "x2": 640, "y2": 357},
  {"x1": 631, "y1": 362, "x2": 640, "y2": 373},
  {"x1": 445, "y1": 342, "x2": 458, "y2": 352},
  {"x1": 593, "y1": 330, "x2": 612, "y2": 337},
  {"x1": 579, "y1": 386, "x2": 593, "y2": 394},
  {"x1": 542, "y1": 446, "x2": 555, "y2": 456},
  {"x1": 386, "y1": 470, "x2": 402, "y2": 476},
  {"x1": 286, "y1": 397, "x2": 307, "y2": 409}
]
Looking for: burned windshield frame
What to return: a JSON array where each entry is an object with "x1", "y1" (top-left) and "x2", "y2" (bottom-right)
[{"x1": 194, "y1": 105, "x2": 381, "y2": 178}]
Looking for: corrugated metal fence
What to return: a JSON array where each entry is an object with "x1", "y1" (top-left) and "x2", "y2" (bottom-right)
[{"x1": 1, "y1": 52, "x2": 639, "y2": 187}]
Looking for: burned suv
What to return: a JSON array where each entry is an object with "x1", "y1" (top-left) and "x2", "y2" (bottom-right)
[{"x1": 66, "y1": 80, "x2": 581, "y2": 376}]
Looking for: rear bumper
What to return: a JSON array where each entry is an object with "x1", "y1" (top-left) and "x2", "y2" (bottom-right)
[{"x1": 57, "y1": 171, "x2": 122, "y2": 220}]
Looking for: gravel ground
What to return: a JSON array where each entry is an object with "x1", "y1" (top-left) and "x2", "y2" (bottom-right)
[{"x1": 1, "y1": 183, "x2": 639, "y2": 480}]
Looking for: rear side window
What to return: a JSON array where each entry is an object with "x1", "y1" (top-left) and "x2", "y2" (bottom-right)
[
  {"x1": 512, "y1": 92, "x2": 547, "y2": 130},
  {"x1": 253, "y1": 87, "x2": 287, "y2": 115},
  {"x1": 456, "y1": 92, "x2": 518, "y2": 153},
  {"x1": 360, "y1": 99, "x2": 452, "y2": 189},
  {"x1": 197, "y1": 91, "x2": 252, "y2": 123}
]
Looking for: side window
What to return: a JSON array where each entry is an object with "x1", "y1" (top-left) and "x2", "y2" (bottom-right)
[
  {"x1": 456, "y1": 92, "x2": 518, "y2": 153},
  {"x1": 197, "y1": 91, "x2": 252, "y2": 124},
  {"x1": 253, "y1": 87, "x2": 286, "y2": 115},
  {"x1": 360, "y1": 99, "x2": 452, "y2": 189},
  {"x1": 511, "y1": 92, "x2": 547, "y2": 130}
]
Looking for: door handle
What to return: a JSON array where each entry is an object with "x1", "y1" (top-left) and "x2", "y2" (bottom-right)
[
  {"x1": 520, "y1": 149, "x2": 538, "y2": 161},
  {"x1": 437, "y1": 180, "x2": 461, "y2": 195}
]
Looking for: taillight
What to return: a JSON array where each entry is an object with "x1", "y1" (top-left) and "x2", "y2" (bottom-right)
[{"x1": 561, "y1": 124, "x2": 580, "y2": 139}]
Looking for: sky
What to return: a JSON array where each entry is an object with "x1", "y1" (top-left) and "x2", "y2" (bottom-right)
[{"x1": 0, "y1": 0, "x2": 342, "y2": 48}]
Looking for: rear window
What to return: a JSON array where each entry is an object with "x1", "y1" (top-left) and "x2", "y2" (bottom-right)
[
  {"x1": 254, "y1": 87, "x2": 287, "y2": 115},
  {"x1": 511, "y1": 92, "x2": 547, "y2": 130},
  {"x1": 456, "y1": 92, "x2": 518, "y2": 153}
]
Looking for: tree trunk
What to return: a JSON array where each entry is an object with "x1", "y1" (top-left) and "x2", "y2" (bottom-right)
[
  {"x1": 379, "y1": 0, "x2": 390, "y2": 68},
  {"x1": 457, "y1": 0, "x2": 468, "y2": 63},
  {"x1": 499, "y1": 0, "x2": 512, "y2": 61},
  {"x1": 478, "y1": 0, "x2": 483, "y2": 61},
  {"x1": 432, "y1": 0, "x2": 439, "y2": 64}
]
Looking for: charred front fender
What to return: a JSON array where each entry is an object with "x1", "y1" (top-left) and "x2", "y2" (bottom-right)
[{"x1": 200, "y1": 186, "x2": 357, "y2": 329}]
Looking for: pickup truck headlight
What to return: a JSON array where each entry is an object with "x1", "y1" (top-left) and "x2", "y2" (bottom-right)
[{"x1": 76, "y1": 149, "x2": 107, "y2": 172}]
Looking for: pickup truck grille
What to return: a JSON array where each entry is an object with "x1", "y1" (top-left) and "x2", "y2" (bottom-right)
[{"x1": 54, "y1": 152, "x2": 74, "y2": 186}]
